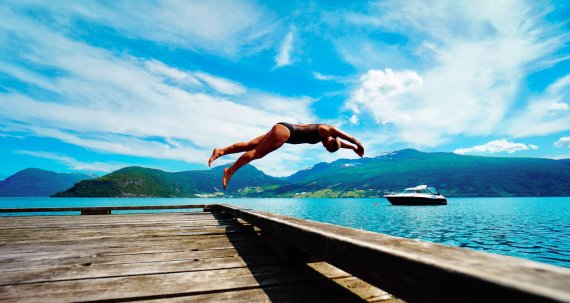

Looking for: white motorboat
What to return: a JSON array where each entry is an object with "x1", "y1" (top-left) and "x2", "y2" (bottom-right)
[{"x1": 383, "y1": 185, "x2": 447, "y2": 205}]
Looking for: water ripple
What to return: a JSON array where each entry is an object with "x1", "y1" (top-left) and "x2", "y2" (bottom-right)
[{"x1": 223, "y1": 197, "x2": 570, "y2": 268}]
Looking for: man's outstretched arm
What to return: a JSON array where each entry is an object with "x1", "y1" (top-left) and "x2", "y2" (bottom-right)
[
  {"x1": 327, "y1": 126, "x2": 364, "y2": 156},
  {"x1": 321, "y1": 125, "x2": 364, "y2": 157}
]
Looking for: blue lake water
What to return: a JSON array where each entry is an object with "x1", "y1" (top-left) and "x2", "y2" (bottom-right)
[{"x1": 1, "y1": 197, "x2": 569, "y2": 268}]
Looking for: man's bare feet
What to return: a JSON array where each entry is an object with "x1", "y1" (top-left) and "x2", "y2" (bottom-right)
[
  {"x1": 222, "y1": 167, "x2": 234, "y2": 190},
  {"x1": 208, "y1": 148, "x2": 223, "y2": 167}
]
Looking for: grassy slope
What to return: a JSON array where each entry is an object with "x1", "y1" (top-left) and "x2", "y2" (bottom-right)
[
  {"x1": 55, "y1": 165, "x2": 283, "y2": 197},
  {"x1": 53, "y1": 149, "x2": 570, "y2": 198},
  {"x1": 273, "y1": 149, "x2": 570, "y2": 197}
]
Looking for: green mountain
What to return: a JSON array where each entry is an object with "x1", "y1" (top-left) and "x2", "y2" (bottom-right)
[
  {"x1": 272, "y1": 149, "x2": 570, "y2": 197},
  {"x1": 0, "y1": 168, "x2": 92, "y2": 197},
  {"x1": 51, "y1": 149, "x2": 570, "y2": 198},
  {"x1": 55, "y1": 164, "x2": 283, "y2": 197}
]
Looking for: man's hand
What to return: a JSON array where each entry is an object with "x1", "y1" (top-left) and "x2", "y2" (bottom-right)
[{"x1": 354, "y1": 143, "x2": 364, "y2": 157}]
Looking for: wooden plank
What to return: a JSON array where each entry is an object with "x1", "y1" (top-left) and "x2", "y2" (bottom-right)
[
  {"x1": 136, "y1": 286, "x2": 308, "y2": 303},
  {"x1": 137, "y1": 280, "x2": 389, "y2": 303},
  {"x1": 0, "y1": 232, "x2": 251, "y2": 253},
  {"x1": 0, "y1": 216, "x2": 235, "y2": 229},
  {"x1": 0, "y1": 221, "x2": 239, "y2": 240},
  {"x1": 308, "y1": 262, "x2": 403, "y2": 303},
  {"x1": 0, "y1": 246, "x2": 269, "y2": 272},
  {"x1": 212, "y1": 204, "x2": 570, "y2": 303},
  {"x1": 0, "y1": 264, "x2": 378, "y2": 303},
  {"x1": 0, "y1": 224, "x2": 254, "y2": 244},
  {"x1": 0, "y1": 219, "x2": 230, "y2": 233},
  {"x1": 0, "y1": 219, "x2": 243, "y2": 232},
  {"x1": 0, "y1": 218, "x2": 250, "y2": 244},
  {"x1": 0, "y1": 234, "x2": 260, "y2": 262},
  {"x1": 0, "y1": 204, "x2": 206, "y2": 213},
  {"x1": 0, "y1": 207, "x2": 406, "y2": 303},
  {"x1": 0, "y1": 254, "x2": 282, "y2": 285},
  {"x1": 0, "y1": 211, "x2": 212, "y2": 221},
  {"x1": 0, "y1": 265, "x2": 331, "y2": 302},
  {"x1": 0, "y1": 212, "x2": 216, "y2": 227}
]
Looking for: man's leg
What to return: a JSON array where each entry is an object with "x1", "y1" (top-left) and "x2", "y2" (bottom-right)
[
  {"x1": 222, "y1": 124, "x2": 289, "y2": 189},
  {"x1": 208, "y1": 132, "x2": 269, "y2": 166}
]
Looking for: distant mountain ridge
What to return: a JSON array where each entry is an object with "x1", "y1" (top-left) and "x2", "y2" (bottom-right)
[
  {"x1": 0, "y1": 168, "x2": 92, "y2": 197},
  {"x1": 56, "y1": 149, "x2": 570, "y2": 197},
  {"x1": 274, "y1": 149, "x2": 570, "y2": 197},
  {"x1": 55, "y1": 164, "x2": 282, "y2": 197},
  {"x1": 5, "y1": 149, "x2": 570, "y2": 198}
]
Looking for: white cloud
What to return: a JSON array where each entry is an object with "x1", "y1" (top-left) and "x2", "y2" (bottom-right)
[
  {"x1": 16, "y1": 150, "x2": 125, "y2": 173},
  {"x1": 7, "y1": 0, "x2": 277, "y2": 58},
  {"x1": 0, "y1": 133, "x2": 25, "y2": 139},
  {"x1": 145, "y1": 60, "x2": 246, "y2": 95},
  {"x1": 144, "y1": 60, "x2": 202, "y2": 87},
  {"x1": 0, "y1": 5, "x2": 319, "y2": 177},
  {"x1": 275, "y1": 31, "x2": 294, "y2": 68},
  {"x1": 348, "y1": 69, "x2": 423, "y2": 124},
  {"x1": 193, "y1": 72, "x2": 247, "y2": 95},
  {"x1": 454, "y1": 139, "x2": 538, "y2": 155},
  {"x1": 342, "y1": 0, "x2": 569, "y2": 146},
  {"x1": 244, "y1": 93, "x2": 315, "y2": 123},
  {"x1": 349, "y1": 115, "x2": 359, "y2": 125},
  {"x1": 27, "y1": 127, "x2": 209, "y2": 163},
  {"x1": 312, "y1": 72, "x2": 337, "y2": 81},
  {"x1": 333, "y1": 37, "x2": 415, "y2": 71},
  {"x1": 346, "y1": 68, "x2": 425, "y2": 140},
  {"x1": 547, "y1": 102, "x2": 569, "y2": 112},
  {"x1": 506, "y1": 74, "x2": 570, "y2": 137},
  {"x1": 554, "y1": 137, "x2": 570, "y2": 148}
]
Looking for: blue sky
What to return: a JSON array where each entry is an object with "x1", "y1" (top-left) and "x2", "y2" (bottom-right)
[{"x1": 1, "y1": 0, "x2": 569, "y2": 178}]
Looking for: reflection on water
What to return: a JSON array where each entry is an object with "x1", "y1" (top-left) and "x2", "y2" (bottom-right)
[
  {"x1": 1, "y1": 197, "x2": 569, "y2": 268},
  {"x1": 213, "y1": 197, "x2": 570, "y2": 269}
]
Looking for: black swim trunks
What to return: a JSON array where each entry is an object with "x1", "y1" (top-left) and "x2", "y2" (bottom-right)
[{"x1": 278, "y1": 122, "x2": 323, "y2": 144}]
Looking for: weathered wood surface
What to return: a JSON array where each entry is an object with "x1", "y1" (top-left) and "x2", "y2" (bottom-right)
[
  {"x1": 0, "y1": 210, "x2": 394, "y2": 302},
  {"x1": 211, "y1": 204, "x2": 570, "y2": 303},
  {"x1": 0, "y1": 204, "x2": 206, "y2": 214}
]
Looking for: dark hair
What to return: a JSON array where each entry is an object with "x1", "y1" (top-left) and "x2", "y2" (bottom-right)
[{"x1": 326, "y1": 138, "x2": 340, "y2": 153}]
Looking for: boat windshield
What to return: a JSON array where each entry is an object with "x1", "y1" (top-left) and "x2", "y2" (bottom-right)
[
  {"x1": 427, "y1": 186, "x2": 439, "y2": 195},
  {"x1": 401, "y1": 187, "x2": 440, "y2": 195}
]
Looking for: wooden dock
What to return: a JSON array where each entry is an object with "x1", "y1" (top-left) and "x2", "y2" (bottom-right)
[{"x1": 0, "y1": 204, "x2": 569, "y2": 303}]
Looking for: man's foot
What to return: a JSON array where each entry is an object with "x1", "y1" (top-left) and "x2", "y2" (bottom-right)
[
  {"x1": 208, "y1": 148, "x2": 223, "y2": 167},
  {"x1": 222, "y1": 167, "x2": 233, "y2": 190}
]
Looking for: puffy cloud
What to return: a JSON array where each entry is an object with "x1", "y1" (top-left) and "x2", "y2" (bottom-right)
[
  {"x1": 554, "y1": 137, "x2": 570, "y2": 148},
  {"x1": 454, "y1": 139, "x2": 538, "y2": 155},
  {"x1": 347, "y1": 68, "x2": 423, "y2": 124},
  {"x1": 343, "y1": 0, "x2": 569, "y2": 146}
]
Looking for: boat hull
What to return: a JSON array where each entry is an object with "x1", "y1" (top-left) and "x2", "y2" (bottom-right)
[{"x1": 384, "y1": 196, "x2": 447, "y2": 205}]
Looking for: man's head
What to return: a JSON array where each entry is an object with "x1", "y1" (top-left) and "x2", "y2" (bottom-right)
[{"x1": 323, "y1": 136, "x2": 340, "y2": 153}]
